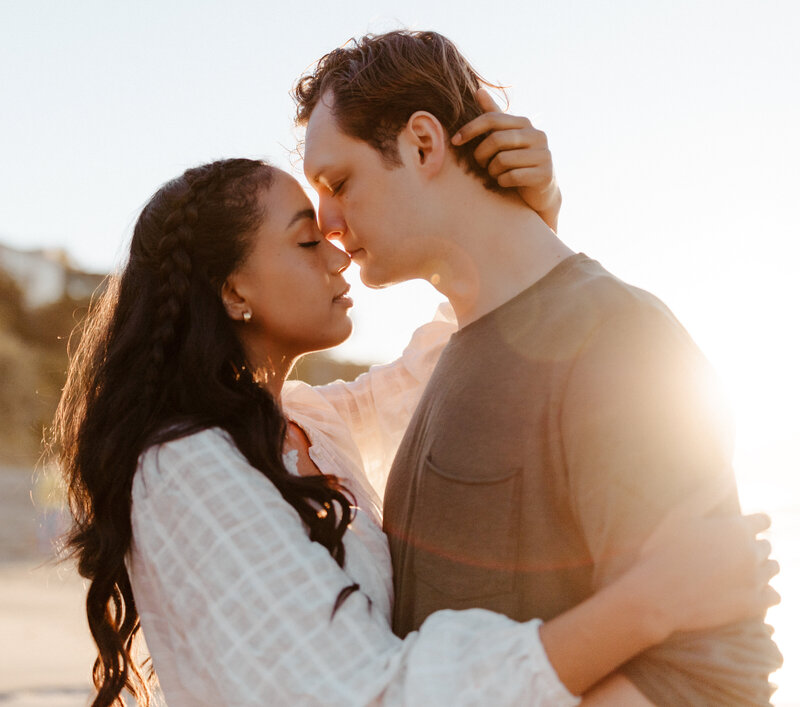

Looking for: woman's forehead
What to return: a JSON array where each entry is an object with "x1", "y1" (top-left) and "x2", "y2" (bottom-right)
[{"x1": 253, "y1": 173, "x2": 317, "y2": 239}]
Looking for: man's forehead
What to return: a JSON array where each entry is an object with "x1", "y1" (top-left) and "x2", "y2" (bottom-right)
[
  {"x1": 303, "y1": 97, "x2": 337, "y2": 172},
  {"x1": 303, "y1": 93, "x2": 364, "y2": 182}
]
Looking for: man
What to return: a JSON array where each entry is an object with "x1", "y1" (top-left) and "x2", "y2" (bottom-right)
[{"x1": 295, "y1": 30, "x2": 781, "y2": 705}]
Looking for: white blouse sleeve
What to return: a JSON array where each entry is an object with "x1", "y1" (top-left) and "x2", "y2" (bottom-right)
[
  {"x1": 129, "y1": 430, "x2": 578, "y2": 707},
  {"x1": 302, "y1": 303, "x2": 457, "y2": 496}
]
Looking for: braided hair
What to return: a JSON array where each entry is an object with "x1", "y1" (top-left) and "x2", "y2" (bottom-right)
[{"x1": 49, "y1": 159, "x2": 355, "y2": 707}]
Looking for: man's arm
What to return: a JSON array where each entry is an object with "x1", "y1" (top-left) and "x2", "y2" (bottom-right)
[{"x1": 561, "y1": 302, "x2": 782, "y2": 705}]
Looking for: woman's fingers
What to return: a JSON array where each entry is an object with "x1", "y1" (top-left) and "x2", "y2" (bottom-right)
[
  {"x1": 485, "y1": 146, "x2": 551, "y2": 178},
  {"x1": 755, "y1": 538, "x2": 773, "y2": 564},
  {"x1": 475, "y1": 86, "x2": 503, "y2": 113},
  {"x1": 452, "y1": 87, "x2": 511, "y2": 145},
  {"x1": 762, "y1": 584, "x2": 781, "y2": 610},
  {"x1": 451, "y1": 87, "x2": 561, "y2": 225},
  {"x1": 453, "y1": 113, "x2": 533, "y2": 147},
  {"x1": 474, "y1": 128, "x2": 547, "y2": 167},
  {"x1": 758, "y1": 557, "x2": 780, "y2": 584},
  {"x1": 496, "y1": 167, "x2": 551, "y2": 189},
  {"x1": 744, "y1": 511, "x2": 772, "y2": 535},
  {"x1": 452, "y1": 88, "x2": 539, "y2": 156}
]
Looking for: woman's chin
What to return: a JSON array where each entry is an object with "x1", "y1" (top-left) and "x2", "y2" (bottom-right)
[
  {"x1": 304, "y1": 318, "x2": 354, "y2": 354},
  {"x1": 333, "y1": 314, "x2": 354, "y2": 344}
]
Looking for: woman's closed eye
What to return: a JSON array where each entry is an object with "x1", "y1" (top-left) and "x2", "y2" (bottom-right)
[{"x1": 298, "y1": 240, "x2": 321, "y2": 248}]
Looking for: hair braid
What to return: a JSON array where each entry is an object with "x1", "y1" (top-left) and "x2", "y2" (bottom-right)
[
  {"x1": 142, "y1": 162, "x2": 229, "y2": 405},
  {"x1": 52, "y1": 158, "x2": 366, "y2": 707}
]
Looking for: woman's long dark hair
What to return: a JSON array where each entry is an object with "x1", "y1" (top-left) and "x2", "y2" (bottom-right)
[{"x1": 48, "y1": 159, "x2": 355, "y2": 707}]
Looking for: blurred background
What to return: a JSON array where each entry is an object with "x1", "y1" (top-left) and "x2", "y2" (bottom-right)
[{"x1": 1, "y1": 0, "x2": 798, "y2": 704}]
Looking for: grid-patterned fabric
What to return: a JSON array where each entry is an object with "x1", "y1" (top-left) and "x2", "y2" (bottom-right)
[
  {"x1": 284, "y1": 303, "x2": 460, "y2": 505},
  {"x1": 128, "y1": 309, "x2": 579, "y2": 706}
]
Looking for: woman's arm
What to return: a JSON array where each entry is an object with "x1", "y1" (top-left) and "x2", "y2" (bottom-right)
[
  {"x1": 539, "y1": 494, "x2": 778, "y2": 697},
  {"x1": 580, "y1": 674, "x2": 656, "y2": 706},
  {"x1": 452, "y1": 88, "x2": 562, "y2": 232},
  {"x1": 130, "y1": 429, "x2": 578, "y2": 706},
  {"x1": 286, "y1": 304, "x2": 456, "y2": 497},
  {"x1": 130, "y1": 431, "x2": 776, "y2": 705}
]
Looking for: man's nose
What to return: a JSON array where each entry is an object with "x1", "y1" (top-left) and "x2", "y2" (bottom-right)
[{"x1": 318, "y1": 194, "x2": 346, "y2": 241}]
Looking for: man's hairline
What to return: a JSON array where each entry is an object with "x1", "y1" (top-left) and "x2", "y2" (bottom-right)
[
  {"x1": 302, "y1": 90, "x2": 407, "y2": 177},
  {"x1": 303, "y1": 89, "x2": 486, "y2": 181}
]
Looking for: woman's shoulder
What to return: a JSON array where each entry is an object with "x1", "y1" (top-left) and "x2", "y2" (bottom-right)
[
  {"x1": 139, "y1": 426, "x2": 236, "y2": 464},
  {"x1": 135, "y1": 427, "x2": 248, "y2": 496}
]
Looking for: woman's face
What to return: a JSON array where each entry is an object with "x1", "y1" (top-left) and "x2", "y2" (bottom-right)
[{"x1": 223, "y1": 170, "x2": 353, "y2": 360}]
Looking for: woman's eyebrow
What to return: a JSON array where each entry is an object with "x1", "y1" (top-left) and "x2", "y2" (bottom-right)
[{"x1": 286, "y1": 208, "x2": 316, "y2": 230}]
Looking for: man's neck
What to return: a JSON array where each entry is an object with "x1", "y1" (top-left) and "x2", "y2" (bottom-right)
[{"x1": 426, "y1": 185, "x2": 574, "y2": 328}]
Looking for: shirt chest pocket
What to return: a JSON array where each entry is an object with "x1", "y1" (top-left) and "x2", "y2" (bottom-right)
[{"x1": 410, "y1": 453, "x2": 522, "y2": 602}]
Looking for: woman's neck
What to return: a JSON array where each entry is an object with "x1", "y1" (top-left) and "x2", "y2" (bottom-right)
[{"x1": 246, "y1": 346, "x2": 296, "y2": 403}]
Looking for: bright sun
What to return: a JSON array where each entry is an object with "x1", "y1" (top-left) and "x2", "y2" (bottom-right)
[{"x1": 701, "y1": 325, "x2": 799, "y2": 706}]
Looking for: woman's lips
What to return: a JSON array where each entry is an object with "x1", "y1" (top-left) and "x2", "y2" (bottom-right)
[{"x1": 333, "y1": 285, "x2": 353, "y2": 307}]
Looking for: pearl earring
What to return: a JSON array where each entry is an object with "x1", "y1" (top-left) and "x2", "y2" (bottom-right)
[{"x1": 243, "y1": 311, "x2": 252, "y2": 323}]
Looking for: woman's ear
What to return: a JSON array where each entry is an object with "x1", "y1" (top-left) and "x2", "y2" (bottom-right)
[
  {"x1": 220, "y1": 277, "x2": 250, "y2": 322},
  {"x1": 403, "y1": 111, "x2": 446, "y2": 177}
]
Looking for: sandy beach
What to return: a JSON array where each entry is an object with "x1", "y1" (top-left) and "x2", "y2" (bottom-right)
[
  {"x1": 0, "y1": 466, "x2": 95, "y2": 706},
  {"x1": 0, "y1": 561, "x2": 95, "y2": 706}
]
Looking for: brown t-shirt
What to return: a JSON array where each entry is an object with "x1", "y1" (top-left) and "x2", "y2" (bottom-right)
[{"x1": 384, "y1": 254, "x2": 782, "y2": 706}]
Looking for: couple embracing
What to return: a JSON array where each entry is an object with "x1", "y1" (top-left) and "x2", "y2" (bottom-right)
[{"x1": 52, "y1": 30, "x2": 782, "y2": 706}]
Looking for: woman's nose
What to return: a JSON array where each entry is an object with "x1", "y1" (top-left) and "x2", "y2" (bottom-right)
[{"x1": 324, "y1": 239, "x2": 350, "y2": 274}]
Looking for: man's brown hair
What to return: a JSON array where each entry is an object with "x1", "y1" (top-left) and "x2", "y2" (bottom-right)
[{"x1": 293, "y1": 30, "x2": 504, "y2": 192}]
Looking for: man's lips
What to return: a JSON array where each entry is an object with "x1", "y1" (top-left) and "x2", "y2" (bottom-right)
[{"x1": 346, "y1": 248, "x2": 364, "y2": 259}]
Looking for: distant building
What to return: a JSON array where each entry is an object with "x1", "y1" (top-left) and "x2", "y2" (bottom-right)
[
  {"x1": 0, "y1": 241, "x2": 368, "y2": 385},
  {"x1": 0, "y1": 243, "x2": 105, "y2": 308}
]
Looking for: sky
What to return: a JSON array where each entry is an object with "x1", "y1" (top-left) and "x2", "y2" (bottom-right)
[{"x1": 2, "y1": 0, "x2": 799, "y2": 699}]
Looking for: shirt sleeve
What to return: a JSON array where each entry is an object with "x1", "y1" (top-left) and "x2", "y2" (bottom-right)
[
  {"x1": 129, "y1": 429, "x2": 579, "y2": 707},
  {"x1": 309, "y1": 303, "x2": 456, "y2": 497},
  {"x1": 561, "y1": 305, "x2": 782, "y2": 706}
]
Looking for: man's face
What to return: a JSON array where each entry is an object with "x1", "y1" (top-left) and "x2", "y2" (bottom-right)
[{"x1": 302, "y1": 95, "x2": 430, "y2": 288}]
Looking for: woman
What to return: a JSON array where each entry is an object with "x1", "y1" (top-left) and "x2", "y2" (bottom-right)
[{"x1": 51, "y1": 147, "x2": 778, "y2": 706}]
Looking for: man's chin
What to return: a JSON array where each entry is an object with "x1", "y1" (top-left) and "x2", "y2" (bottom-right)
[{"x1": 358, "y1": 264, "x2": 392, "y2": 290}]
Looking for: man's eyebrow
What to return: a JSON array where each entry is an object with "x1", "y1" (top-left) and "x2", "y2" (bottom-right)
[{"x1": 287, "y1": 208, "x2": 316, "y2": 230}]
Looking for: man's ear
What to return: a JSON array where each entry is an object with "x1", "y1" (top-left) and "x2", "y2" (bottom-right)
[
  {"x1": 220, "y1": 277, "x2": 250, "y2": 322},
  {"x1": 403, "y1": 111, "x2": 446, "y2": 177}
]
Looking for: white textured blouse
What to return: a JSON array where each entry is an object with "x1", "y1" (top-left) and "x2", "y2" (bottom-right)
[{"x1": 128, "y1": 306, "x2": 579, "y2": 707}]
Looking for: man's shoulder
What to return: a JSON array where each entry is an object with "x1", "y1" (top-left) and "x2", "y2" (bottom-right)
[
  {"x1": 557, "y1": 256, "x2": 676, "y2": 324},
  {"x1": 559, "y1": 260, "x2": 722, "y2": 410},
  {"x1": 509, "y1": 255, "x2": 686, "y2": 349}
]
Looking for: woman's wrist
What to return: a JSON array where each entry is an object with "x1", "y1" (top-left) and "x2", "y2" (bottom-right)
[
  {"x1": 538, "y1": 565, "x2": 670, "y2": 696},
  {"x1": 608, "y1": 561, "x2": 674, "y2": 646},
  {"x1": 540, "y1": 184, "x2": 562, "y2": 233}
]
